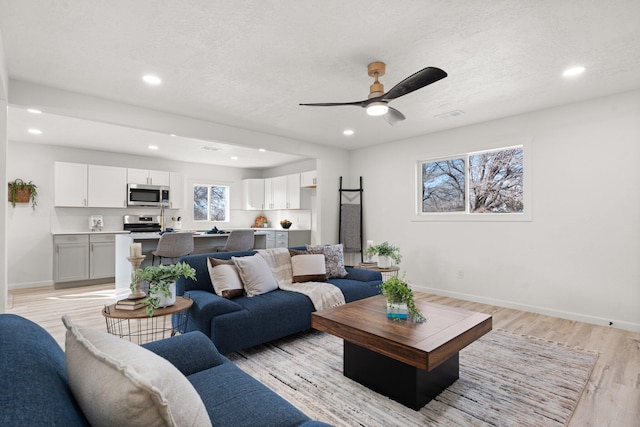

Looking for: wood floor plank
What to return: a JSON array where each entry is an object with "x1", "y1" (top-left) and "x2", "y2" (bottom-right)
[{"x1": 6, "y1": 284, "x2": 640, "y2": 426}]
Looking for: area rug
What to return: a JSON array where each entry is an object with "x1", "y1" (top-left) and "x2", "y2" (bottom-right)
[{"x1": 228, "y1": 329, "x2": 598, "y2": 427}]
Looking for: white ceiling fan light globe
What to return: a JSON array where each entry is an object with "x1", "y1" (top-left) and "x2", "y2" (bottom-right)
[{"x1": 366, "y1": 102, "x2": 389, "y2": 116}]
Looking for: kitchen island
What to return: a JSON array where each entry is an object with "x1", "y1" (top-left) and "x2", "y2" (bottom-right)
[{"x1": 115, "y1": 231, "x2": 267, "y2": 298}]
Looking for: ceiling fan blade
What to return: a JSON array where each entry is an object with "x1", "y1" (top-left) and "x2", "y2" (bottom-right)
[
  {"x1": 299, "y1": 100, "x2": 367, "y2": 107},
  {"x1": 382, "y1": 67, "x2": 447, "y2": 101},
  {"x1": 384, "y1": 107, "x2": 406, "y2": 126}
]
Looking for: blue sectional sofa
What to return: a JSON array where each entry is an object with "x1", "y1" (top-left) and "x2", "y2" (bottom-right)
[
  {"x1": 0, "y1": 314, "x2": 331, "y2": 427},
  {"x1": 176, "y1": 248, "x2": 382, "y2": 354}
]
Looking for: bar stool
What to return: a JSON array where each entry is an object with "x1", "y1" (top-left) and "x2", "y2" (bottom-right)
[
  {"x1": 215, "y1": 229, "x2": 255, "y2": 252},
  {"x1": 151, "y1": 233, "x2": 195, "y2": 265}
]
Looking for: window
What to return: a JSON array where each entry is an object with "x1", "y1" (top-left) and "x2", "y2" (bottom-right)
[
  {"x1": 418, "y1": 145, "x2": 525, "y2": 218},
  {"x1": 193, "y1": 184, "x2": 229, "y2": 221}
]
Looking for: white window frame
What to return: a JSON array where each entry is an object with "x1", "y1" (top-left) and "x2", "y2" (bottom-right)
[
  {"x1": 413, "y1": 143, "x2": 532, "y2": 222},
  {"x1": 193, "y1": 183, "x2": 230, "y2": 223}
]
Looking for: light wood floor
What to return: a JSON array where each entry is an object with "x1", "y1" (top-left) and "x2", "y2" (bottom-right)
[{"x1": 6, "y1": 284, "x2": 640, "y2": 426}]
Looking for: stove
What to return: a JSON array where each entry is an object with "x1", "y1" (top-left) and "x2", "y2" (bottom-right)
[{"x1": 123, "y1": 215, "x2": 161, "y2": 233}]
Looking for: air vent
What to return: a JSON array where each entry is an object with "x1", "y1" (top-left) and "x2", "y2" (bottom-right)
[
  {"x1": 434, "y1": 110, "x2": 465, "y2": 119},
  {"x1": 201, "y1": 146, "x2": 219, "y2": 151}
]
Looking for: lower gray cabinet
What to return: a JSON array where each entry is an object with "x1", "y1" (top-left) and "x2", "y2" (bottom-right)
[
  {"x1": 54, "y1": 234, "x2": 116, "y2": 285},
  {"x1": 54, "y1": 235, "x2": 90, "y2": 283}
]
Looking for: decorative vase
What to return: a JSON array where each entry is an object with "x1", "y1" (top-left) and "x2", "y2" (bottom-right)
[
  {"x1": 386, "y1": 301, "x2": 408, "y2": 320},
  {"x1": 152, "y1": 282, "x2": 176, "y2": 308},
  {"x1": 378, "y1": 255, "x2": 392, "y2": 268}
]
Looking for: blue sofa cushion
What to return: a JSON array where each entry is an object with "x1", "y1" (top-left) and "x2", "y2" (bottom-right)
[
  {"x1": 188, "y1": 362, "x2": 311, "y2": 427},
  {"x1": 0, "y1": 314, "x2": 89, "y2": 427}
]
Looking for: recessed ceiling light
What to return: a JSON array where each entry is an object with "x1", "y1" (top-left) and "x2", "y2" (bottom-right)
[
  {"x1": 562, "y1": 66, "x2": 586, "y2": 77},
  {"x1": 231, "y1": 156, "x2": 239, "y2": 160},
  {"x1": 28, "y1": 128, "x2": 42, "y2": 135},
  {"x1": 148, "y1": 145, "x2": 159, "y2": 150},
  {"x1": 142, "y1": 75, "x2": 162, "y2": 85},
  {"x1": 259, "y1": 148, "x2": 267, "y2": 152},
  {"x1": 27, "y1": 108, "x2": 42, "y2": 114},
  {"x1": 343, "y1": 129, "x2": 354, "y2": 136}
]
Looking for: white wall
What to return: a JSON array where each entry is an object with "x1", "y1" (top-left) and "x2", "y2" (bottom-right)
[
  {"x1": 0, "y1": 32, "x2": 8, "y2": 312},
  {"x1": 351, "y1": 90, "x2": 640, "y2": 332}
]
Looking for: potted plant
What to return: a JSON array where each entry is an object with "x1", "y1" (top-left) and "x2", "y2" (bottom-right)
[
  {"x1": 364, "y1": 241, "x2": 401, "y2": 268},
  {"x1": 380, "y1": 274, "x2": 425, "y2": 323},
  {"x1": 8, "y1": 179, "x2": 38, "y2": 209},
  {"x1": 131, "y1": 262, "x2": 196, "y2": 316}
]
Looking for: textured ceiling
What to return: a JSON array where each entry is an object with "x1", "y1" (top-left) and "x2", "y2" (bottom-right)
[{"x1": 1, "y1": 1, "x2": 639, "y2": 167}]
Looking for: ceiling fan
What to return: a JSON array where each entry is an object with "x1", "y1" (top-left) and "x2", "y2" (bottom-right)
[{"x1": 299, "y1": 62, "x2": 447, "y2": 126}]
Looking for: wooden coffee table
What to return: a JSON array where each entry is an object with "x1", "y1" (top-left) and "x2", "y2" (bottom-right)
[{"x1": 311, "y1": 293, "x2": 492, "y2": 410}]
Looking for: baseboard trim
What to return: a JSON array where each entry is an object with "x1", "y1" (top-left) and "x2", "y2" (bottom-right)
[
  {"x1": 8, "y1": 280, "x2": 54, "y2": 290},
  {"x1": 412, "y1": 284, "x2": 640, "y2": 333}
]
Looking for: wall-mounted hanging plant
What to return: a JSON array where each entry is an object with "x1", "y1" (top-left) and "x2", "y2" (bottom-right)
[{"x1": 8, "y1": 179, "x2": 38, "y2": 209}]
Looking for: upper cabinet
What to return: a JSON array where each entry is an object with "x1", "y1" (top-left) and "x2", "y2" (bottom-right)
[
  {"x1": 87, "y1": 165, "x2": 127, "y2": 208},
  {"x1": 127, "y1": 168, "x2": 170, "y2": 186},
  {"x1": 300, "y1": 170, "x2": 317, "y2": 188},
  {"x1": 169, "y1": 172, "x2": 184, "y2": 209},
  {"x1": 264, "y1": 174, "x2": 300, "y2": 210},
  {"x1": 286, "y1": 173, "x2": 301, "y2": 209},
  {"x1": 55, "y1": 162, "x2": 127, "y2": 208},
  {"x1": 55, "y1": 162, "x2": 88, "y2": 207},
  {"x1": 54, "y1": 162, "x2": 180, "y2": 209},
  {"x1": 243, "y1": 178, "x2": 265, "y2": 210}
]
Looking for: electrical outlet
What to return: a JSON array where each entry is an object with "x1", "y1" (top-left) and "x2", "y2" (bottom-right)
[{"x1": 457, "y1": 270, "x2": 464, "y2": 279}]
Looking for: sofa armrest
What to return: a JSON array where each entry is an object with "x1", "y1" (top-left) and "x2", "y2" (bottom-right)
[
  {"x1": 188, "y1": 290, "x2": 243, "y2": 318},
  {"x1": 142, "y1": 331, "x2": 229, "y2": 376},
  {"x1": 344, "y1": 267, "x2": 383, "y2": 282}
]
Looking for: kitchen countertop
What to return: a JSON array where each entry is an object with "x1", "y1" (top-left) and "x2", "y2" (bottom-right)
[{"x1": 51, "y1": 231, "x2": 131, "y2": 235}]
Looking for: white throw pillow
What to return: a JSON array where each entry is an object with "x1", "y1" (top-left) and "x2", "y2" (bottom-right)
[
  {"x1": 291, "y1": 254, "x2": 328, "y2": 282},
  {"x1": 61, "y1": 316, "x2": 211, "y2": 427},
  {"x1": 207, "y1": 257, "x2": 244, "y2": 298},
  {"x1": 232, "y1": 254, "x2": 278, "y2": 296}
]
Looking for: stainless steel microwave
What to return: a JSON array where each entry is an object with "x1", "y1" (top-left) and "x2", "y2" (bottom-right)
[{"x1": 127, "y1": 184, "x2": 169, "y2": 207}]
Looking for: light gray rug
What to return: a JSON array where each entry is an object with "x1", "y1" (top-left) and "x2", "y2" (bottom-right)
[{"x1": 228, "y1": 329, "x2": 598, "y2": 427}]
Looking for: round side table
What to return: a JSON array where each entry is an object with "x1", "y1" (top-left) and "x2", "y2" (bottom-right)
[
  {"x1": 355, "y1": 264, "x2": 400, "y2": 281},
  {"x1": 102, "y1": 296, "x2": 193, "y2": 345}
]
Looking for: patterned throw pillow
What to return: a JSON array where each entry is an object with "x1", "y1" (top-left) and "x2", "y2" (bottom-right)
[{"x1": 306, "y1": 244, "x2": 348, "y2": 278}]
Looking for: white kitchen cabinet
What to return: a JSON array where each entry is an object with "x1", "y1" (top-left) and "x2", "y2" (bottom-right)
[
  {"x1": 286, "y1": 173, "x2": 301, "y2": 209},
  {"x1": 169, "y1": 172, "x2": 184, "y2": 209},
  {"x1": 243, "y1": 178, "x2": 265, "y2": 210},
  {"x1": 127, "y1": 168, "x2": 170, "y2": 186},
  {"x1": 264, "y1": 174, "x2": 300, "y2": 209},
  {"x1": 54, "y1": 234, "x2": 117, "y2": 285},
  {"x1": 301, "y1": 170, "x2": 317, "y2": 188},
  {"x1": 89, "y1": 234, "x2": 116, "y2": 279},
  {"x1": 53, "y1": 235, "x2": 90, "y2": 282},
  {"x1": 54, "y1": 162, "x2": 88, "y2": 207},
  {"x1": 87, "y1": 165, "x2": 127, "y2": 208}
]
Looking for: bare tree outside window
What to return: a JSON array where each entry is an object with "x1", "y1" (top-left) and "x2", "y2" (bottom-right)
[
  {"x1": 419, "y1": 146, "x2": 524, "y2": 215},
  {"x1": 193, "y1": 184, "x2": 229, "y2": 221},
  {"x1": 421, "y1": 158, "x2": 465, "y2": 212},
  {"x1": 469, "y1": 147, "x2": 523, "y2": 213}
]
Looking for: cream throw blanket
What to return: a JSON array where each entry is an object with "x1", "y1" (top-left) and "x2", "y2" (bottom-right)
[{"x1": 257, "y1": 248, "x2": 345, "y2": 310}]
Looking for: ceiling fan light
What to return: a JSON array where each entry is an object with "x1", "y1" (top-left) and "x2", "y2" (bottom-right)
[{"x1": 366, "y1": 102, "x2": 389, "y2": 116}]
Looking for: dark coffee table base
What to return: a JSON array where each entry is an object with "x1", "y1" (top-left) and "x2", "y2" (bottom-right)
[{"x1": 344, "y1": 341, "x2": 459, "y2": 410}]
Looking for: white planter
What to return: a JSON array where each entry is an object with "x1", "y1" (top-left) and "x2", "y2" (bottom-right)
[
  {"x1": 378, "y1": 255, "x2": 392, "y2": 268},
  {"x1": 386, "y1": 301, "x2": 408, "y2": 320},
  {"x1": 151, "y1": 281, "x2": 176, "y2": 308}
]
